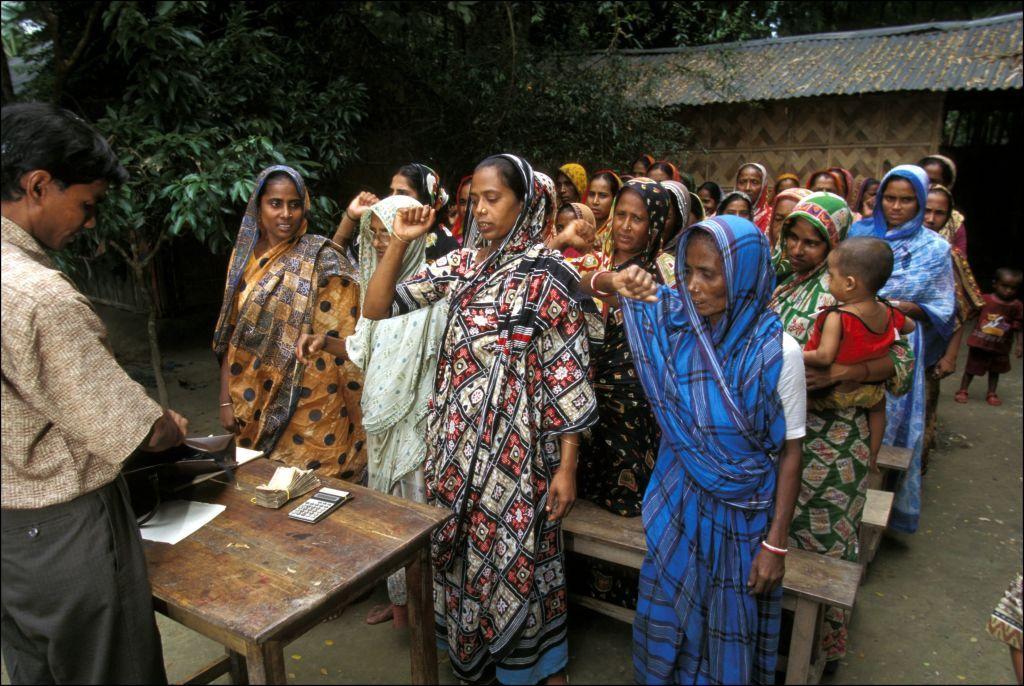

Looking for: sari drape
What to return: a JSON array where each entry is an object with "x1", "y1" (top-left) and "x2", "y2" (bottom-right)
[
  {"x1": 623, "y1": 216, "x2": 786, "y2": 685},
  {"x1": 850, "y1": 165, "x2": 955, "y2": 534}
]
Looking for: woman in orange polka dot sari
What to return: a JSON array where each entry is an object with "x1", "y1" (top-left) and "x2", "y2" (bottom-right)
[{"x1": 212, "y1": 165, "x2": 367, "y2": 481}]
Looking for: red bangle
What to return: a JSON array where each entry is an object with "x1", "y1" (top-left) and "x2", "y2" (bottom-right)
[
  {"x1": 592, "y1": 269, "x2": 613, "y2": 297},
  {"x1": 761, "y1": 540, "x2": 788, "y2": 556}
]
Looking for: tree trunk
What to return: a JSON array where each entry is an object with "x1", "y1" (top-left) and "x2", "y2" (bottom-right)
[
  {"x1": 131, "y1": 260, "x2": 169, "y2": 409},
  {"x1": 1, "y1": 46, "x2": 15, "y2": 103}
]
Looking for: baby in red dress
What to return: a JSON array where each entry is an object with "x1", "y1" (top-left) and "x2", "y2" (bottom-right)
[{"x1": 803, "y1": 237, "x2": 916, "y2": 471}]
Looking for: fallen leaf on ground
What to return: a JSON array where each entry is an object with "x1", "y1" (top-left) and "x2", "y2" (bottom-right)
[
  {"x1": 320, "y1": 668, "x2": 328, "y2": 676},
  {"x1": 324, "y1": 639, "x2": 334, "y2": 646},
  {"x1": 291, "y1": 654, "x2": 301, "y2": 660}
]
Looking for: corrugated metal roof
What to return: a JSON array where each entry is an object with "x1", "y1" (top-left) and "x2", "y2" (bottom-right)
[{"x1": 618, "y1": 13, "x2": 1023, "y2": 106}]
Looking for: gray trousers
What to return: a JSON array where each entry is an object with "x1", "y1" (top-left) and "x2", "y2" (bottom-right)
[{"x1": 1, "y1": 476, "x2": 166, "y2": 685}]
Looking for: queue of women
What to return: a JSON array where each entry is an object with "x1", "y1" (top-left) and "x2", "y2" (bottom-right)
[{"x1": 214, "y1": 151, "x2": 973, "y2": 684}]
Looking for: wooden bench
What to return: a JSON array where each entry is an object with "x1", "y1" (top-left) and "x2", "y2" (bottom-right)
[
  {"x1": 563, "y1": 499, "x2": 862, "y2": 685},
  {"x1": 858, "y1": 488, "x2": 894, "y2": 570},
  {"x1": 868, "y1": 444, "x2": 913, "y2": 490}
]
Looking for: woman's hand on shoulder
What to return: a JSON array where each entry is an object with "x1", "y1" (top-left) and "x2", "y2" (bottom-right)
[
  {"x1": 394, "y1": 206, "x2": 435, "y2": 242},
  {"x1": 347, "y1": 191, "x2": 379, "y2": 219},
  {"x1": 611, "y1": 265, "x2": 659, "y2": 303}
]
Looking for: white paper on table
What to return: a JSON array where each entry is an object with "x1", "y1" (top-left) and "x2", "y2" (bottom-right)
[
  {"x1": 235, "y1": 447, "x2": 263, "y2": 465},
  {"x1": 139, "y1": 500, "x2": 226, "y2": 545}
]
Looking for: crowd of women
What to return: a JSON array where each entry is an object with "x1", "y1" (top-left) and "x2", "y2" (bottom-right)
[{"x1": 214, "y1": 150, "x2": 993, "y2": 684}]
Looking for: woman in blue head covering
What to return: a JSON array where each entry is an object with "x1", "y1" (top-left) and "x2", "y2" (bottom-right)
[
  {"x1": 595, "y1": 216, "x2": 806, "y2": 684},
  {"x1": 849, "y1": 164, "x2": 955, "y2": 533}
]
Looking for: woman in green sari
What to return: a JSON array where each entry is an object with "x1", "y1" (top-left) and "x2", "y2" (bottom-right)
[{"x1": 769, "y1": 192, "x2": 915, "y2": 673}]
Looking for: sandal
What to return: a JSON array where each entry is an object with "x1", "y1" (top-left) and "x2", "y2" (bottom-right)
[
  {"x1": 954, "y1": 389, "x2": 968, "y2": 404},
  {"x1": 986, "y1": 392, "x2": 1002, "y2": 406}
]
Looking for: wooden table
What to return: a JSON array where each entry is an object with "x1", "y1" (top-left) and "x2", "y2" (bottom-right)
[{"x1": 143, "y1": 458, "x2": 451, "y2": 685}]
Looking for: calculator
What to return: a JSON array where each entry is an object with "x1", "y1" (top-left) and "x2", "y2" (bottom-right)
[{"x1": 287, "y1": 487, "x2": 351, "y2": 523}]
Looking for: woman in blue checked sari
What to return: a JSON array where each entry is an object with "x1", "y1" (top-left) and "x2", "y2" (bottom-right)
[{"x1": 595, "y1": 215, "x2": 806, "y2": 684}]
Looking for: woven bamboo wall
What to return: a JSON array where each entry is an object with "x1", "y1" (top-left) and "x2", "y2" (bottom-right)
[{"x1": 671, "y1": 93, "x2": 945, "y2": 193}]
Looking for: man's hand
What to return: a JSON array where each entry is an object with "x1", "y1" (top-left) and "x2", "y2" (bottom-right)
[
  {"x1": 144, "y1": 408, "x2": 190, "y2": 452},
  {"x1": 394, "y1": 206, "x2": 435, "y2": 243},
  {"x1": 611, "y1": 265, "x2": 659, "y2": 302},
  {"x1": 747, "y1": 547, "x2": 785, "y2": 595}
]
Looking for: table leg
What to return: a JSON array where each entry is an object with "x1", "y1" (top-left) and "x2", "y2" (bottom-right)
[
  {"x1": 244, "y1": 641, "x2": 287, "y2": 685},
  {"x1": 227, "y1": 648, "x2": 248, "y2": 685},
  {"x1": 406, "y1": 546, "x2": 439, "y2": 685},
  {"x1": 784, "y1": 597, "x2": 819, "y2": 685}
]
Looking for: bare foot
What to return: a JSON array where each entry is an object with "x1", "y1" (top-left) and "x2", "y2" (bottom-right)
[
  {"x1": 546, "y1": 671, "x2": 568, "y2": 685},
  {"x1": 365, "y1": 603, "x2": 394, "y2": 625}
]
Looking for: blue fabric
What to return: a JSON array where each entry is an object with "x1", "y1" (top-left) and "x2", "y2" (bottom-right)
[
  {"x1": 850, "y1": 164, "x2": 955, "y2": 534},
  {"x1": 621, "y1": 216, "x2": 786, "y2": 684}
]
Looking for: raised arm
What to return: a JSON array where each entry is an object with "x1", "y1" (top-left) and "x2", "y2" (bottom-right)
[
  {"x1": 331, "y1": 191, "x2": 379, "y2": 249},
  {"x1": 579, "y1": 264, "x2": 660, "y2": 305},
  {"x1": 362, "y1": 206, "x2": 435, "y2": 320}
]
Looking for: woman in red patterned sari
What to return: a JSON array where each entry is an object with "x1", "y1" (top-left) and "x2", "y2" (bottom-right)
[{"x1": 363, "y1": 154, "x2": 598, "y2": 685}]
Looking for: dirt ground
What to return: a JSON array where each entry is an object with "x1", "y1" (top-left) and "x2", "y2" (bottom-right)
[{"x1": 3, "y1": 305, "x2": 1021, "y2": 684}]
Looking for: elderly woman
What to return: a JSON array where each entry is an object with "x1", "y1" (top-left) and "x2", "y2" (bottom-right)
[
  {"x1": 340, "y1": 195, "x2": 449, "y2": 627},
  {"x1": 850, "y1": 165, "x2": 955, "y2": 533},
  {"x1": 333, "y1": 162, "x2": 459, "y2": 264},
  {"x1": 771, "y1": 192, "x2": 915, "y2": 671},
  {"x1": 361, "y1": 154, "x2": 597, "y2": 685},
  {"x1": 602, "y1": 216, "x2": 805, "y2": 685},
  {"x1": 214, "y1": 165, "x2": 366, "y2": 481},
  {"x1": 735, "y1": 162, "x2": 772, "y2": 233}
]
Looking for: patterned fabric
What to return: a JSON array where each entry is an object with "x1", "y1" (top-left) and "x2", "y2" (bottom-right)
[
  {"x1": 770, "y1": 191, "x2": 848, "y2": 302},
  {"x1": 622, "y1": 216, "x2": 786, "y2": 685},
  {"x1": 450, "y1": 174, "x2": 473, "y2": 245},
  {"x1": 535, "y1": 171, "x2": 558, "y2": 242},
  {"x1": 346, "y1": 195, "x2": 448, "y2": 493},
  {"x1": 1, "y1": 217, "x2": 163, "y2": 509},
  {"x1": 212, "y1": 166, "x2": 366, "y2": 479},
  {"x1": 850, "y1": 165, "x2": 955, "y2": 534},
  {"x1": 558, "y1": 163, "x2": 588, "y2": 201},
  {"x1": 769, "y1": 192, "x2": 914, "y2": 662},
  {"x1": 561, "y1": 203, "x2": 602, "y2": 275},
  {"x1": 928, "y1": 185, "x2": 983, "y2": 330},
  {"x1": 579, "y1": 178, "x2": 667, "y2": 519},
  {"x1": 393, "y1": 154, "x2": 598, "y2": 683},
  {"x1": 829, "y1": 167, "x2": 856, "y2": 205},
  {"x1": 738, "y1": 162, "x2": 772, "y2": 234},
  {"x1": 659, "y1": 179, "x2": 691, "y2": 251},
  {"x1": 987, "y1": 574, "x2": 1023, "y2": 651}
]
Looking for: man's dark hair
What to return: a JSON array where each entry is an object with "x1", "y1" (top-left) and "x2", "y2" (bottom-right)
[
  {"x1": 1, "y1": 102, "x2": 127, "y2": 201},
  {"x1": 832, "y1": 236, "x2": 894, "y2": 293}
]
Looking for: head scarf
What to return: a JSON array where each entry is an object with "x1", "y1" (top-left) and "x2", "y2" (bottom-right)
[
  {"x1": 689, "y1": 191, "x2": 706, "y2": 221},
  {"x1": 737, "y1": 162, "x2": 772, "y2": 234},
  {"x1": 774, "y1": 173, "x2": 800, "y2": 193},
  {"x1": 828, "y1": 166, "x2": 856, "y2": 204},
  {"x1": 566, "y1": 201, "x2": 596, "y2": 228},
  {"x1": 926, "y1": 184, "x2": 954, "y2": 232},
  {"x1": 769, "y1": 191, "x2": 851, "y2": 308},
  {"x1": 717, "y1": 190, "x2": 753, "y2": 217},
  {"x1": 652, "y1": 160, "x2": 681, "y2": 181},
  {"x1": 347, "y1": 195, "x2": 448, "y2": 492},
  {"x1": 919, "y1": 154, "x2": 957, "y2": 188},
  {"x1": 698, "y1": 181, "x2": 723, "y2": 208},
  {"x1": 660, "y1": 179, "x2": 692, "y2": 250},
  {"x1": 767, "y1": 187, "x2": 813, "y2": 239},
  {"x1": 853, "y1": 177, "x2": 880, "y2": 215},
  {"x1": 607, "y1": 177, "x2": 670, "y2": 266},
  {"x1": 558, "y1": 163, "x2": 588, "y2": 201},
  {"x1": 633, "y1": 153, "x2": 655, "y2": 173},
  {"x1": 806, "y1": 169, "x2": 844, "y2": 194},
  {"x1": 849, "y1": 164, "x2": 955, "y2": 535},
  {"x1": 534, "y1": 171, "x2": 558, "y2": 240},
  {"x1": 404, "y1": 163, "x2": 449, "y2": 211},
  {"x1": 449, "y1": 174, "x2": 473, "y2": 244}
]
